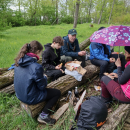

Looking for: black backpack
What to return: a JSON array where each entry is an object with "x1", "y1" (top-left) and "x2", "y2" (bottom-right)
[{"x1": 76, "y1": 96, "x2": 108, "y2": 130}]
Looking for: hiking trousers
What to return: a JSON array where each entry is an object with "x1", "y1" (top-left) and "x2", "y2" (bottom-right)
[
  {"x1": 101, "y1": 76, "x2": 130, "y2": 103},
  {"x1": 42, "y1": 88, "x2": 61, "y2": 114}
]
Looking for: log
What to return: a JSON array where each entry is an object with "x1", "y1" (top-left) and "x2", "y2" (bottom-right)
[
  {"x1": 79, "y1": 38, "x2": 90, "y2": 51},
  {"x1": 0, "y1": 67, "x2": 9, "y2": 75},
  {"x1": 100, "y1": 104, "x2": 130, "y2": 130},
  {"x1": 0, "y1": 84, "x2": 14, "y2": 94},
  {"x1": 0, "y1": 69, "x2": 14, "y2": 89}
]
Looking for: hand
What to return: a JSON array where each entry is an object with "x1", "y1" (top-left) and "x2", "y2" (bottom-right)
[
  {"x1": 109, "y1": 58, "x2": 115, "y2": 63},
  {"x1": 55, "y1": 65, "x2": 61, "y2": 70},
  {"x1": 109, "y1": 73, "x2": 118, "y2": 78},
  {"x1": 78, "y1": 51, "x2": 83, "y2": 56},
  {"x1": 111, "y1": 52, "x2": 119, "y2": 54},
  {"x1": 115, "y1": 58, "x2": 121, "y2": 67},
  {"x1": 81, "y1": 51, "x2": 86, "y2": 55}
]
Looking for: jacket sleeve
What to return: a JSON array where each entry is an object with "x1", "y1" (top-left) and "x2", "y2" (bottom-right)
[
  {"x1": 42, "y1": 51, "x2": 55, "y2": 70},
  {"x1": 118, "y1": 65, "x2": 130, "y2": 84},
  {"x1": 34, "y1": 65, "x2": 47, "y2": 91},
  {"x1": 75, "y1": 39, "x2": 80, "y2": 52},
  {"x1": 91, "y1": 43, "x2": 110, "y2": 61},
  {"x1": 61, "y1": 40, "x2": 79, "y2": 57}
]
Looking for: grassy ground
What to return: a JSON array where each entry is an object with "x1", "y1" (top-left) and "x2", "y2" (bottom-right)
[
  {"x1": 0, "y1": 23, "x2": 125, "y2": 68},
  {"x1": 0, "y1": 23, "x2": 127, "y2": 130}
]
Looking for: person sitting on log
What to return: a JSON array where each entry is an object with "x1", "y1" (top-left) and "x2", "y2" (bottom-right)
[
  {"x1": 89, "y1": 27, "x2": 126, "y2": 79},
  {"x1": 100, "y1": 46, "x2": 130, "y2": 104},
  {"x1": 14, "y1": 40, "x2": 61, "y2": 125},
  {"x1": 60, "y1": 29, "x2": 86, "y2": 67},
  {"x1": 42, "y1": 36, "x2": 65, "y2": 81}
]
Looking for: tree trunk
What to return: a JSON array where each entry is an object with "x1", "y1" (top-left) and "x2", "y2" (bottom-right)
[
  {"x1": 56, "y1": 0, "x2": 58, "y2": 24},
  {"x1": 88, "y1": 0, "x2": 92, "y2": 23},
  {"x1": 98, "y1": 0, "x2": 105, "y2": 24},
  {"x1": 73, "y1": 0, "x2": 80, "y2": 28},
  {"x1": 100, "y1": 104, "x2": 130, "y2": 130},
  {"x1": 108, "y1": 0, "x2": 115, "y2": 25}
]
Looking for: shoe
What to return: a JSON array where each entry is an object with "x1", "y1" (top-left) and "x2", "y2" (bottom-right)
[
  {"x1": 37, "y1": 113, "x2": 56, "y2": 125},
  {"x1": 98, "y1": 95, "x2": 112, "y2": 108}
]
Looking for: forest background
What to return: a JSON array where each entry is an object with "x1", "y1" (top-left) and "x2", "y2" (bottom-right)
[{"x1": 1, "y1": 0, "x2": 130, "y2": 30}]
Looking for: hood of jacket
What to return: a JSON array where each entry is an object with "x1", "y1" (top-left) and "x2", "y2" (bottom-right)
[
  {"x1": 18, "y1": 55, "x2": 37, "y2": 67},
  {"x1": 44, "y1": 43, "x2": 53, "y2": 50}
]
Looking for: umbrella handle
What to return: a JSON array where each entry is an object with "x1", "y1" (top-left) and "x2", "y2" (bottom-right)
[{"x1": 118, "y1": 46, "x2": 120, "y2": 58}]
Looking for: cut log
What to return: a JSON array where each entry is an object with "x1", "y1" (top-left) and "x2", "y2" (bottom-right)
[
  {"x1": 74, "y1": 90, "x2": 86, "y2": 113},
  {"x1": 0, "y1": 84, "x2": 14, "y2": 94},
  {"x1": 100, "y1": 104, "x2": 130, "y2": 130},
  {"x1": 0, "y1": 69, "x2": 14, "y2": 89},
  {"x1": 79, "y1": 38, "x2": 90, "y2": 51},
  {"x1": 0, "y1": 67, "x2": 9, "y2": 75},
  {"x1": 20, "y1": 101, "x2": 46, "y2": 117},
  {"x1": 52, "y1": 103, "x2": 69, "y2": 121}
]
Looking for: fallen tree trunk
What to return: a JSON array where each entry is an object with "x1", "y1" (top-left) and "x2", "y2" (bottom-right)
[
  {"x1": 100, "y1": 104, "x2": 130, "y2": 130},
  {"x1": 79, "y1": 38, "x2": 90, "y2": 51},
  {"x1": 0, "y1": 64, "x2": 99, "y2": 95},
  {"x1": 0, "y1": 67, "x2": 9, "y2": 75}
]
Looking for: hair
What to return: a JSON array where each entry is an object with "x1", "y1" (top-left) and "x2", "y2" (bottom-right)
[
  {"x1": 98, "y1": 27, "x2": 105, "y2": 30},
  {"x1": 52, "y1": 36, "x2": 64, "y2": 46},
  {"x1": 125, "y1": 46, "x2": 130, "y2": 61},
  {"x1": 15, "y1": 40, "x2": 43, "y2": 66}
]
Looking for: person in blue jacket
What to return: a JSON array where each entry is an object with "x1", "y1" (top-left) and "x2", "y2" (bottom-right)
[
  {"x1": 14, "y1": 40, "x2": 61, "y2": 125},
  {"x1": 89, "y1": 27, "x2": 126, "y2": 79},
  {"x1": 60, "y1": 29, "x2": 86, "y2": 67}
]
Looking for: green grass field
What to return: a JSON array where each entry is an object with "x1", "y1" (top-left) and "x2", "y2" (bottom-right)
[{"x1": 0, "y1": 23, "x2": 125, "y2": 68}]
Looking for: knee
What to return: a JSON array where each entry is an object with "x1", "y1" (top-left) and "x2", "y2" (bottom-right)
[
  {"x1": 101, "y1": 61, "x2": 108, "y2": 67},
  {"x1": 66, "y1": 56, "x2": 73, "y2": 62},
  {"x1": 57, "y1": 89, "x2": 61, "y2": 98},
  {"x1": 101, "y1": 75, "x2": 108, "y2": 82}
]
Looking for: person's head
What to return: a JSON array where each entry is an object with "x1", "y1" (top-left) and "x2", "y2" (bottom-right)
[
  {"x1": 68, "y1": 29, "x2": 77, "y2": 43},
  {"x1": 124, "y1": 46, "x2": 130, "y2": 61},
  {"x1": 15, "y1": 40, "x2": 43, "y2": 66},
  {"x1": 98, "y1": 27, "x2": 105, "y2": 31},
  {"x1": 51, "y1": 36, "x2": 64, "y2": 49}
]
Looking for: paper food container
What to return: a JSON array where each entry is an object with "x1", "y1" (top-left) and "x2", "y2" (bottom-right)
[{"x1": 65, "y1": 60, "x2": 87, "y2": 75}]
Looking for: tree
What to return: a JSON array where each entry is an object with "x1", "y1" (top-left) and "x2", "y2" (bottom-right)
[
  {"x1": 73, "y1": 0, "x2": 80, "y2": 28},
  {"x1": 108, "y1": 0, "x2": 115, "y2": 24},
  {"x1": 98, "y1": 0, "x2": 106, "y2": 24}
]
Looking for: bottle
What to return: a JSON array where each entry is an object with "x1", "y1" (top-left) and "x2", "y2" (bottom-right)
[
  {"x1": 65, "y1": 91, "x2": 72, "y2": 102},
  {"x1": 74, "y1": 87, "x2": 79, "y2": 98}
]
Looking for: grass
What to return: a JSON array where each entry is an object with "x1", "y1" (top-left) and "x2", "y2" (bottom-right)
[{"x1": 0, "y1": 23, "x2": 126, "y2": 68}]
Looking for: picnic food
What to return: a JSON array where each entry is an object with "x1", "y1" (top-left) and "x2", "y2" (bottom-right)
[
  {"x1": 59, "y1": 63, "x2": 63, "y2": 67},
  {"x1": 104, "y1": 73, "x2": 109, "y2": 76},
  {"x1": 97, "y1": 86, "x2": 101, "y2": 90}
]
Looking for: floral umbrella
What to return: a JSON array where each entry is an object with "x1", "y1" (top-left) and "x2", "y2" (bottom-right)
[{"x1": 90, "y1": 25, "x2": 130, "y2": 47}]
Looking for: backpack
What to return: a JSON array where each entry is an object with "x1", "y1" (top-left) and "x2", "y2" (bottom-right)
[{"x1": 76, "y1": 96, "x2": 108, "y2": 130}]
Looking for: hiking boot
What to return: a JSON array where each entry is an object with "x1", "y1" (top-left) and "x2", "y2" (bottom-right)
[
  {"x1": 37, "y1": 113, "x2": 56, "y2": 125},
  {"x1": 98, "y1": 95, "x2": 112, "y2": 108}
]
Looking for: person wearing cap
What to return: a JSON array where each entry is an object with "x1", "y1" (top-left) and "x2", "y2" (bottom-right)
[
  {"x1": 89, "y1": 27, "x2": 126, "y2": 79},
  {"x1": 100, "y1": 46, "x2": 130, "y2": 104},
  {"x1": 60, "y1": 29, "x2": 86, "y2": 67}
]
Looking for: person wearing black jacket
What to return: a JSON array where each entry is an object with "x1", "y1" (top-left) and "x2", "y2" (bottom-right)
[{"x1": 42, "y1": 36, "x2": 65, "y2": 81}]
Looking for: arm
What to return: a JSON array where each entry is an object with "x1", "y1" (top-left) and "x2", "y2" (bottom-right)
[
  {"x1": 61, "y1": 40, "x2": 79, "y2": 57},
  {"x1": 34, "y1": 66, "x2": 47, "y2": 91},
  {"x1": 118, "y1": 65, "x2": 130, "y2": 84},
  {"x1": 42, "y1": 51, "x2": 55, "y2": 70},
  {"x1": 75, "y1": 39, "x2": 80, "y2": 52},
  {"x1": 91, "y1": 43, "x2": 110, "y2": 61}
]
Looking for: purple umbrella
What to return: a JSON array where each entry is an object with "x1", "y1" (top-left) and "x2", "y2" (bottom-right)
[{"x1": 90, "y1": 25, "x2": 130, "y2": 47}]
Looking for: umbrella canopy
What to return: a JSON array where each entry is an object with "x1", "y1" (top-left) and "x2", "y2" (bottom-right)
[{"x1": 90, "y1": 25, "x2": 130, "y2": 46}]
